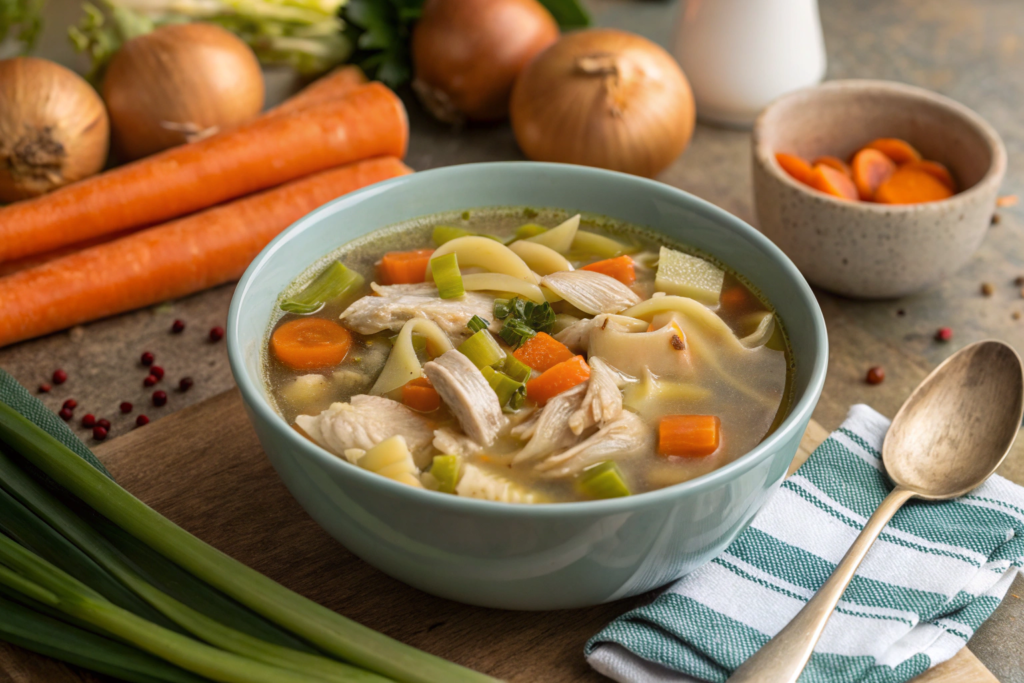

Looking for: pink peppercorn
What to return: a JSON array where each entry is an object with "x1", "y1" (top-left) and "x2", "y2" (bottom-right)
[
  {"x1": 136, "y1": 414, "x2": 150, "y2": 427},
  {"x1": 209, "y1": 326, "x2": 225, "y2": 342},
  {"x1": 62, "y1": 399, "x2": 77, "y2": 410},
  {"x1": 52, "y1": 369, "x2": 67, "y2": 384},
  {"x1": 81, "y1": 414, "x2": 97, "y2": 428},
  {"x1": 171, "y1": 319, "x2": 186, "y2": 333},
  {"x1": 150, "y1": 365, "x2": 165, "y2": 380},
  {"x1": 143, "y1": 374, "x2": 159, "y2": 387},
  {"x1": 120, "y1": 402, "x2": 133, "y2": 414},
  {"x1": 935, "y1": 327, "x2": 953, "y2": 342},
  {"x1": 141, "y1": 351, "x2": 155, "y2": 366},
  {"x1": 152, "y1": 390, "x2": 167, "y2": 407},
  {"x1": 97, "y1": 418, "x2": 111, "y2": 431},
  {"x1": 92, "y1": 426, "x2": 108, "y2": 441},
  {"x1": 58, "y1": 408, "x2": 73, "y2": 421}
]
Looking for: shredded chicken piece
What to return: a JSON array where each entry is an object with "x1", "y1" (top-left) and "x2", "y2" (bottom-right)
[
  {"x1": 568, "y1": 357, "x2": 627, "y2": 435},
  {"x1": 536, "y1": 411, "x2": 652, "y2": 478},
  {"x1": 339, "y1": 283, "x2": 497, "y2": 337},
  {"x1": 295, "y1": 395, "x2": 433, "y2": 460},
  {"x1": 432, "y1": 427, "x2": 482, "y2": 458},
  {"x1": 554, "y1": 314, "x2": 646, "y2": 353},
  {"x1": 541, "y1": 271, "x2": 642, "y2": 315},
  {"x1": 424, "y1": 350, "x2": 507, "y2": 446},
  {"x1": 510, "y1": 383, "x2": 587, "y2": 464}
]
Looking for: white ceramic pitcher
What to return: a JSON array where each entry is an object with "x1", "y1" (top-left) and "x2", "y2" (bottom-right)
[{"x1": 672, "y1": 0, "x2": 827, "y2": 128}]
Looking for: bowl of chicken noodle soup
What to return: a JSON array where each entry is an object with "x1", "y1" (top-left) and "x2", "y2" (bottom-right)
[{"x1": 227, "y1": 162, "x2": 827, "y2": 609}]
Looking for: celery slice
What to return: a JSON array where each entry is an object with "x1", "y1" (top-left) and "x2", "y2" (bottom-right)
[
  {"x1": 467, "y1": 315, "x2": 489, "y2": 333},
  {"x1": 430, "y1": 252, "x2": 465, "y2": 299},
  {"x1": 576, "y1": 461, "x2": 631, "y2": 499},
  {"x1": 501, "y1": 355, "x2": 532, "y2": 384},
  {"x1": 280, "y1": 262, "x2": 364, "y2": 314},
  {"x1": 430, "y1": 455, "x2": 462, "y2": 494},
  {"x1": 515, "y1": 223, "x2": 548, "y2": 240},
  {"x1": 480, "y1": 367, "x2": 523, "y2": 408},
  {"x1": 457, "y1": 330, "x2": 505, "y2": 369}
]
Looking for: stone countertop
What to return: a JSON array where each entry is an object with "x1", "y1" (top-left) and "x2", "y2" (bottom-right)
[{"x1": 2, "y1": 0, "x2": 1023, "y2": 679}]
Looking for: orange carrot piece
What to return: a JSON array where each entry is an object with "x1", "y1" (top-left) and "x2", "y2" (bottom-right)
[
  {"x1": 875, "y1": 165, "x2": 954, "y2": 205},
  {"x1": 903, "y1": 160, "x2": 955, "y2": 192},
  {"x1": 864, "y1": 138, "x2": 921, "y2": 165},
  {"x1": 810, "y1": 164, "x2": 859, "y2": 201},
  {"x1": 265, "y1": 66, "x2": 368, "y2": 118},
  {"x1": 272, "y1": 318, "x2": 353, "y2": 370},
  {"x1": 851, "y1": 148, "x2": 897, "y2": 201},
  {"x1": 525, "y1": 355, "x2": 590, "y2": 406},
  {"x1": 377, "y1": 249, "x2": 435, "y2": 285},
  {"x1": 0, "y1": 157, "x2": 412, "y2": 348},
  {"x1": 658, "y1": 415, "x2": 721, "y2": 457},
  {"x1": 402, "y1": 377, "x2": 441, "y2": 412},
  {"x1": 775, "y1": 153, "x2": 815, "y2": 186},
  {"x1": 581, "y1": 255, "x2": 636, "y2": 285},
  {"x1": 813, "y1": 156, "x2": 852, "y2": 178},
  {"x1": 513, "y1": 332, "x2": 575, "y2": 372},
  {"x1": 719, "y1": 286, "x2": 749, "y2": 310},
  {"x1": 0, "y1": 82, "x2": 408, "y2": 264}
]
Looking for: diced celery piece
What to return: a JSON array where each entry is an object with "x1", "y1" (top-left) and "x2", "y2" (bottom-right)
[
  {"x1": 654, "y1": 246, "x2": 725, "y2": 306},
  {"x1": 515, "y1": 223, "x2": 548, "y2": 240},
  {"x1": 480, "y1": 366, "x2": 523, "y2": 407},
  {"x1": 501, "y1": 355, "x2": 532, "y2": 384},
  {"x1": 430, "y1": 252, "x2": 465, "y2": 299},
  {"x1": 572, "y1": 230, "x2": 637, "y2": 258},
  {"x1": 280, "y1": 261, "x2": 364, "y2": 314},
  {"x1": 430, "y1": 454, "x2": 462, "y2": 494},
  {"x1": 432, "y1": 225, "x2": 473, "y2": 246},
  {"x1": 576, "y1": 461, "x2": 631, "y2": 499},
  {"x1": 467, "y1": 315, "x2": 489, "y2": 333},
  {"x1": 457, "y1": 330, "x2": 505, "y2": 369}
]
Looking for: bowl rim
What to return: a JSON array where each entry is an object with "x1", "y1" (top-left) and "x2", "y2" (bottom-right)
[
  {"x1": 752, "y1": 78, "x2": 1008, "y2": 211},
  {"x1": 227, "y1": 161, "x2": 829, "y2": 517}
]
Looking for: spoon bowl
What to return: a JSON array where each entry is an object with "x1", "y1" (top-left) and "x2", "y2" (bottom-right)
[{"x1": 883, "y1": 340, "x2": 1024, "y2": 500}]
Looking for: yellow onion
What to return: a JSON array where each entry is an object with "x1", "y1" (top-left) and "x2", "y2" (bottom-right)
[
  {"x1": 103, "y1": 23, "x2": 265, "y2": 161},
  {"x1": 0, "y1": 57, "x2": 109, "y2": 202},
  {"x1": 511, "y1": 29, "x2": 696, "y2": 178},
  {"x1": 412, "y1": 0, "x2": 559, "y2": 123}
]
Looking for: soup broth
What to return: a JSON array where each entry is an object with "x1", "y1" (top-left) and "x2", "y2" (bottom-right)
[{"x1": 265, "y1": 208, "x2": 793, "y2": 503}]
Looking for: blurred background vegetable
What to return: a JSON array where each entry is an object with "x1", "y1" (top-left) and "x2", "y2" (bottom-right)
[
  {"x1": 0, "y1": 56, "x2": 109, "y2": 202},
  {"x1": 0, "y1": 0, "x2": 44, "y2": 52},
  {"x1": 410, "y1": 0, "x2": 558, "y2": 124},
  {"x1": 102, "y1": 23, "x2": 264, "y2": 160},
  {"x1": 511, "y1": 28, "x2": 695, "y2": 178}
]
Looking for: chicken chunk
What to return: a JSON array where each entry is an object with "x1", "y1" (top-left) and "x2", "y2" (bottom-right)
[
  {"x1": 433, "y1": 427, "x2": 482, "y2": 458},
  {"x1": 295, "y1": 395, "x2": 433, "y2": 462},
  {"x1": 554, "y1": 314, "x2": 647, "y2": 353},
  {"x1": 510, "y1": 383, "x2": 587, "y2": 464},
  {"x1": 339, "y1": 283, "x2": 497, "y2": 338},
  {"x1": 423, "y1": 350, "x2": 507, "y2": 446},
  {"x1": 541, "y1": 271, "x2": 642, "y2": 315},
  {"x1": 568, "y1": 357, "x2": 626, "y2": 435},
  {"x1": 537, "y1": 411, "x2": 652, "y2": 478}
]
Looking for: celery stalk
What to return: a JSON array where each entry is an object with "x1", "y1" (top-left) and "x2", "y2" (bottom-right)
[
  {"x1": 281, "y1": 262, "x2": 364, "y2": 314},
  {"x1": 500, "y1": 355, "x2": 532, "y2": 384},
  {"x1": 430, "y1": 253, "x2": 465, "y2": 299},
  {"x1": 0, "y1": 402, "x2": 497, "y2": 683},
  {"x1": 429, "y1": 455, "x2": 462, "y2": 494},
  {"x1": 479, "y1": 367, "x2": 523, "y2": 408},
  {"x1": 457, "y1": 330, "x2": 504, "y2": 369},
  {"x1": 576, "y1": 461, "x2": 631, "y2": 499}
]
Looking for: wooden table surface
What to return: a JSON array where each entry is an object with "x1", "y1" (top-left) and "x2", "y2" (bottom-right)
[{"x1": 2, "y1": 0, "x2": 1023, "y2": 679}]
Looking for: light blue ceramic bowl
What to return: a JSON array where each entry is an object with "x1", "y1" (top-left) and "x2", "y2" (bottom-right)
[{"x1": 227, "y1": 162, "x2": 828, "y2": 610}]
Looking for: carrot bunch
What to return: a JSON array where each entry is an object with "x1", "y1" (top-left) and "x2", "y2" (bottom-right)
[
  {"x1": 775, "y1": 138, "x2": 955, "y2": 205},
  {"x1": 0, "y1": 67, "x2": 414, "y2": 348}
]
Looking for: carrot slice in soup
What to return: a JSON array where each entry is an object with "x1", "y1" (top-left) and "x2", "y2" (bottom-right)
[
  {"x1": 272, "y1": 318, "x2": 352, "y2": 370},
  {"x1": 875, "y1": 166, "x2": 954, "y2": 204},
  {"x1": 377, "y1": 248, "x2": 434, "y2": 285},
  {"x1": 810, "y1": 164, "x2": 858, "y2": 201},
  {"x1": 658, "y1": 415, "x2": 721, "y2": 457},
  {"x1": 851, "y1": 148, "x2": 897, "y2": 201},
  {"x1": 525, "y1": 355, "x2": 590, "y2": 406},
  {"x1": 775, "y1": 153, "x2": 815, "y2": 186},
  {"x1": 864, "y1": 138, "x2": 921, "y2": 164},
  {"x1": 813, "y1": 156, "x2": 852, "y2": 178},
  {"x1": 903, "y1": 160, "x2": 955, "y2": 192},
  {"x1": 402, "y1": 377, "x2": 441, "y2": 412},
  {"x1": 581, "y1": 255, "x2": 636, "y2": 285},
  {"x1": 513, "y1": 332, "x2": 575, "y2": 372}
]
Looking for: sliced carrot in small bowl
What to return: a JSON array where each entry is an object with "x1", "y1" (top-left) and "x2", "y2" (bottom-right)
[
  {"x1": 810, "y1": 164, "x2": 858, "y2": 201},
  {"x1": 775, "y1": 153, "x2": 816, "y2": 186},
  {"x1": 875, "y1": 165, "x2": 954, "y2": 204},
  {"x1": 813, "y1": 156, "x2": 852, "y2": 178},
  {"x1": 902, "y1": 160, "x2": 956, "y2": 192},
  {"x1": 851, "y1": 148, "x2": 897, "y2": 201},
  {"x1": 864, "y1": 138, "x2": 921, "y2": 164}
]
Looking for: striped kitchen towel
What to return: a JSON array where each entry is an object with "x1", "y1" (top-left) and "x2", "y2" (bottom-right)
[{"x1": 586, "y1": 405, "x2": 1024, "y2": 683}]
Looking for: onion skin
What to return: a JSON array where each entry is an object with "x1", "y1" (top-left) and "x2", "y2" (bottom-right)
[
  {"x1": 412, "y1": 0, "x2": 559, "y2": 123},
  {"x1": 0, "y1": 57, "x2": 109, "y2": 203},
  {"x1": 103, "y1": 23, "x2": 265, "y2": 161},
  {"x1": 511, "y1": 29, "x2": 696, "y2": 178}
]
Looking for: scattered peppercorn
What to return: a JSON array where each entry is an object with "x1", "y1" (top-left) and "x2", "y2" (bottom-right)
[
  {"x1": 1015, "y1": 276, "x2": 1024, "y2": 287},
  {"x1": 136, "y1": 415, "x2": 150, "y2": 427},
  {"x1": 896, "y1": 309, "x2": 906, "y2": 317},
  {"x1": 141, "y1": 351, "x2": 155, "y2": 366},
  {"x1": 92, "y1": 426, "x2": 108, "y2": 441},
  {"x1": 38, "y1": 384, "x2": 51, "y2": 393},
  {"x1": 179, "y1": 377, "x2": 194, "y2": 392},
  {"x1": 58, "y1": 408, "x2": 73, "y2": 421},
  {"x1": 152, "y1": 390, "x2": 167, "y2": 407},
  {"x1": 981, "y1": 282, "x2": 995, "y2": 297},
  {"x1": 992, "y1": 214, "x2": 1001, "y2": 225},
  {"x1": 52, "y1": 369, "x2": 67, "y2": 384},
  {"x1": 866, "y1": 366, "x2": 886, "y2": 385},
  {"x1": 81, "y1": 414, "x2": 97, "y2": 428},
  {"x1": 209, "y1": 326, "x2": 225, "y2": 342},
  {"x1": 62, "y1": 399, "x2": 77, "y2": 410},
  {"x1": 150, "y1": 365, "x2": 165, "y2": 380},
  {"x1": 97, "y1": 418, "x2": 112, "y2": 431},
  {"x1": 1014, "y1": 312, "x2": 1022, "y2": 321},
  {"x1": 143, "y1": 374, "x2": 159, "y2": 387},
  {"x1": 120, "y1": 401, "x2": 133, "y2": 414},
  {"x1": 935, "y1": 327, "x2": 953, "y2": 342},
  {"x1": 171, "y1": 319, "x2": 186, "y2": 334}
]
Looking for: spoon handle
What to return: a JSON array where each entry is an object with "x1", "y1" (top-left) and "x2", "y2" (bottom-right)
[{"x1": 727, "y1": 486, "x2": 916, "y2": 683}]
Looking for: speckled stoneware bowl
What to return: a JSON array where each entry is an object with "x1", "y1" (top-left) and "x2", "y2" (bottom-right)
[
  {"x1": 228, "y1": 162, "x2": 828, "y2": 610},
  {"x1": 752, "y1": 79, "x2": 1006, "y2": 299}
]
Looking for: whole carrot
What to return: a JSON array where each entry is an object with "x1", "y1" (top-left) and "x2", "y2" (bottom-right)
[
  {"x1": 265, "y1": 66, "x2": 368, "y2": 117},
  {"x1": 0, "y1": 157, "x2": 412, "y2": 348},
  {"x1": 0, "y1": 83, "x2": 408, "y2": 264}
]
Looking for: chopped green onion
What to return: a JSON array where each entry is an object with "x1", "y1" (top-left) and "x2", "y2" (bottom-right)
[
  {"x1": 480, "y1": 367, "x2": 525, "y2": 408},
  {"x1": 571, "y1": 230, "x2": 638, "y2": 258},
  {"x1": 514, "y1": 223, "x2": 548, "y2": 240},
  {"x1": 430, "y1": 455, "x2": 462, "y2": 494},
  {"x1": 457, "y1": 330, "x2": 505, "y2": 369},
  {"x1": 467, "y1": 315, "x2": 490, "y2": 333},
  {"x1": 493, "y1": 298, "x2": 512, "y2": 319},
  {"x1": 432, "y1": 225, "x2": 473, "y2": 246},
  {"x1": 430, "y1": 252, "x2": 465, "y2": 299},
  {"x1": 280, "y1": 262, "x2": 364, "y2": 314},
  {"x1": 501, "y1": 355, "x2": 533, "y2": 384},
  {"x1": 576, "y1": 461, "x2": 631, "y2": 499}
]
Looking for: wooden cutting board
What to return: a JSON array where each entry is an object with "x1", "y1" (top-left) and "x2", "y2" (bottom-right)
[{"x1": 0, "y1": 390, "x2": 997, "y2": 683}]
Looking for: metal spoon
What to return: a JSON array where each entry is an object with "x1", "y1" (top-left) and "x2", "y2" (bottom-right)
[{"x1": 728, "y1": 340, "x2": 1024, "y2": 683}]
